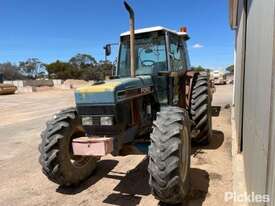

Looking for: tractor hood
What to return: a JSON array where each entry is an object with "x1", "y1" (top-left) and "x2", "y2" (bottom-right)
[{"x1": 75, "y1": 76, "x2": 153, "y2": 105}]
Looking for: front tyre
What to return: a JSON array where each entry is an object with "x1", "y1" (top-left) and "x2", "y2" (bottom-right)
[
  {"x1": 39, "y1": 108, "x2": 98, "y2": 186},
  {"x1": 148, "y1": 106, "x2": 191, "y2": 204}
]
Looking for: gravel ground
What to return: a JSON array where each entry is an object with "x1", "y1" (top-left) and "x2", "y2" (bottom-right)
[{"x1": 0, "y1": 85, "x2": 233, "y2": 206}]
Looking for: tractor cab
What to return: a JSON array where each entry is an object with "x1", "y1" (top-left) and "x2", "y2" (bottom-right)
[{"x1": 116, "y1": 26, "x2": 191, "y2": 77}]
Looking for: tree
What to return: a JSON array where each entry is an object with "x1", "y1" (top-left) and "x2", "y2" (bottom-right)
[
  {"x1": 191, "y1": 65, "x2": 210, "y2": 72},
  {"x1": 96, "y1": 60, "x2": 115, "y2": 79},
  {"x1": 226, "y1": 64, "x2": 234, "y2": 74},
  {"x1": 69, "y1": 53, "x2": 97, "y2": 68},
  {"x1": 0, "y1": 62, "x2": 26, "y2": 80},
  {"x1": 46, "y1": 54, "x2": 116, "y2": 80},
  {"x1": 46, "y1": 61, "x2": 81, "y2": 80},
  {"x1": 19, "y1": 58, "x2": 47, "y2": 78}
]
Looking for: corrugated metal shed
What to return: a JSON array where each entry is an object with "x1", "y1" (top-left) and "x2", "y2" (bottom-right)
[{"x1": 231, "y1": 0, "x2": 275, "y2": 205}]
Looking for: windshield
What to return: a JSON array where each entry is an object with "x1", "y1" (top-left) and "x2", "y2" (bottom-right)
[{"x1": 118, "y1": 31, "x2": 167, "y2": 77}]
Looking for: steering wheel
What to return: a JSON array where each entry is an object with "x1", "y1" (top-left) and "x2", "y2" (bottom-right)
[{"x1": 141, "y1": 60, "x2": 156, "y2": 67}]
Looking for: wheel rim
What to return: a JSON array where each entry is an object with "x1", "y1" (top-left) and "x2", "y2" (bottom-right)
[
  {"x1": 180, "y1": 126, "x2": 190, "y2": 185},
  {"x1": 68, "y1": 129, "x2": 91, "y2": 168},
  {"x1": 70, "y1": 156, "x2": 90, "y2": 168}
]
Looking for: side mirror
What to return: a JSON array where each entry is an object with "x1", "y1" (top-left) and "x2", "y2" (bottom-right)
[{"x1": 104, "y1": 44, "x2": 111, "y2": 56}]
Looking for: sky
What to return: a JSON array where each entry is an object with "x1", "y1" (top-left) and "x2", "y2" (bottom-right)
[{"x1": 0, "y1": 0, "x2": 234, "y2": 70}]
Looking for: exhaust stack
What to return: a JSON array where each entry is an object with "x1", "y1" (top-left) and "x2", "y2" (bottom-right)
[{"x1": 124, "y1": 1, "x2": 136, "y2": 78}]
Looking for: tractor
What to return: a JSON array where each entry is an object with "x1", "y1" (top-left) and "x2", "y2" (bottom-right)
[{"x1": 39, "y1": 1, "x2": 212, "y2": 204}]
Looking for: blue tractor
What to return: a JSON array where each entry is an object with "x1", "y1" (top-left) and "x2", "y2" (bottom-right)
[{"x1": 39, "y1": 2, "x2": 212, "y2": 204}]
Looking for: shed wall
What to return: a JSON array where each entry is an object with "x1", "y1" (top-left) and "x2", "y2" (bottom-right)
[{"x1": 233, "y1": 0, "x2": 275, "y2": 205}]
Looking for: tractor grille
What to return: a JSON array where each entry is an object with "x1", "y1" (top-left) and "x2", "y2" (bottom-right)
[
  {"x1": 77, "y1": 105, "x2": 118, "y2": 136},
  {"x1": 77, "y1": 105, "x2": 115, "y2": 116},
  {"x1": 92, "y1": 116, "x2": 100, "y2": 125},
  {"x1": 83, "y1": 125, "x2": 119, "y2": 136}
]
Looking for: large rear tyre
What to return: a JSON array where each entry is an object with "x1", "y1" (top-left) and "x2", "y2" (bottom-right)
[
  {"x1": 148, "y1": 106, "x2": 191, "y2": 204},
  {"x1": 190, "y1": 72, "x2": 212, "y2": 145},
  {"x1": 39, "y1": 108, "x2": 98, "y2": 186}
]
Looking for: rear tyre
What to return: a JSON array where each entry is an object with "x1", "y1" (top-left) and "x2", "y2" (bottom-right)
[
  {"x1": 39, "y1": 108, "x2": 98, "y2": 186},
  {"x1": 190, "y1": 72, "x2": 212, "y2": 145},
  {"x1": 148, "y1": 106, "x2": 191, "y2": 204}
]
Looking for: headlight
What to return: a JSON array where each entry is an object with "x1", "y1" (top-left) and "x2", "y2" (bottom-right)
[
  {"x1": 100, "y1": 116, "x2": 113, "y2": 126},
  {"x1": 81, "y1": 116, "x2": 93, "y2": 126}
]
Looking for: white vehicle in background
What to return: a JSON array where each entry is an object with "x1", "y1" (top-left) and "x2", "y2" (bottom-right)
[{"x1": 210, "y1": 70, "x2": 226, "y2": 85}]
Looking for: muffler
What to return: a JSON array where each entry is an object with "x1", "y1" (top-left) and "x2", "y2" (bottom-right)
[{"x1": 124, "y1": 1, "x2": 136, "y2": 78}]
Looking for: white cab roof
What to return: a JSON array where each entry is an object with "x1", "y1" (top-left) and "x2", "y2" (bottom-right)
[{"x1": 120, "y1": 26, "x2": 188, "y2": 37}]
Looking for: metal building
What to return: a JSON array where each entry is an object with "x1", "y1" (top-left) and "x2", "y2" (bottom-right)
[{"x1": 230, "y1": 0, "x2": 275, "y2": 205}]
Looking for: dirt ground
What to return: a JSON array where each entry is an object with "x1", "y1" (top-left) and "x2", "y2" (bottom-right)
[{"x1": 0, "y1": 85, "x2": 233, "y2": 206}]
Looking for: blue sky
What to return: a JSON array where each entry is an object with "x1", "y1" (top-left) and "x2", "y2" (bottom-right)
[{"x1": 0, "y1": 0, "x2": 234, "y2": 69}]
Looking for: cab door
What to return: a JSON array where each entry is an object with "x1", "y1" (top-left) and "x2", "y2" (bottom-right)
[{"x1": 168, "y1": 34, "x2": 187, "y2": 104}]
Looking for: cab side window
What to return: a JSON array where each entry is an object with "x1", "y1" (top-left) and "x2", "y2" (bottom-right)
[{"x1": 169, "y1": 35, "x2": 185, "y2": 71}]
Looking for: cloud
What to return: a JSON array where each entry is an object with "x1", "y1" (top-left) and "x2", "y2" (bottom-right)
[{"x1": 192, "y1": 43, "x2": 204, "y2": 49}]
